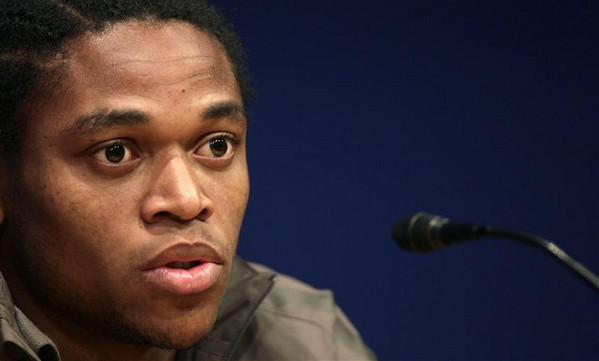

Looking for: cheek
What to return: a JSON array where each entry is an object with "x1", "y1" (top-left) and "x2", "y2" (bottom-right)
[
  {"x1": 210, "y1": 169, "x2": 249, "y2": 224},
  {"x1": 17, "y1": 165, "x2": 142, "y2": 274}
]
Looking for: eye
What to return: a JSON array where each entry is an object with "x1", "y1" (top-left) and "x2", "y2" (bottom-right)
[
  {"x1": 91, "y1": 141, "x2": 137, "y2": 165},
  {"x1": 195, "y1": 134, "x2": 237, "y2": 160}
]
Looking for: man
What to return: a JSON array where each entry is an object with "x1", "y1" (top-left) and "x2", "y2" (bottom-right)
[{"x1": 0, "y1": 1, "x2": 375, "y2": 361}]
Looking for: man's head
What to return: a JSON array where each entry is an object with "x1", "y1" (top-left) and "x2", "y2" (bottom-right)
[
  {"x1": 0, "y1": 0, "x2": 252, "y2": 152},
  {"x1": 0, "y1": 0, "x2": 250, "y2": 355}
]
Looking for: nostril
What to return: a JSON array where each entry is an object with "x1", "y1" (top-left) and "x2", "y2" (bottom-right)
[
  {"x1": 198, "y1": 207, "x2": 212, "y2": 221},
  {"x1": 154, "y1": 211, "x2": 171, "y2": 219},
  {"x1": 147, "y1": 209, "x2": 211, "y2": 223}
]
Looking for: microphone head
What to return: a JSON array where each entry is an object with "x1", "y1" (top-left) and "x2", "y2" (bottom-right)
[{"x1": 391, "y1": 212, "x2": 449, "y2": 253}]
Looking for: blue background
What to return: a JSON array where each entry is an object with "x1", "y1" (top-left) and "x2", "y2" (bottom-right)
[{"x1": 213, "y1": 1, "x2": 598, "y2": 360}]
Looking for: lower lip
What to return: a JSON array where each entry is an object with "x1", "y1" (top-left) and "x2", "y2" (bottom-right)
[{"x1": 143, "y1": 262, "x2": 222, "y2": 295}]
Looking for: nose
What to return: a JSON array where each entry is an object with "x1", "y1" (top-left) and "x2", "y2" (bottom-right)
[{"x1": 141, "y1": 154, "x2": 214, "y2": 223}]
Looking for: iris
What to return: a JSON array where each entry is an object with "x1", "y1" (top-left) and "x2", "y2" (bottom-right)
[
  {"x1": 209, "y1": 138, "x2": 228, "y2": 157},
  {"x1": 105, "y1": 144, "x2": 125, "y2": 163}
]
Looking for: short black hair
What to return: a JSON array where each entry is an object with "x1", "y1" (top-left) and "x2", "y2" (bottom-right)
[{"x1": 0, "y1": 0, "x2": 251, "y2": 152}]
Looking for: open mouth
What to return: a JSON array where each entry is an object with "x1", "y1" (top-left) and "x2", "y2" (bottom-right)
[{"x1": 165, "y1": 261, "x2": 202, "y2": 270}]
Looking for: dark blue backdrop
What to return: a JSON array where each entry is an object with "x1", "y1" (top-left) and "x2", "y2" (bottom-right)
[{"x1": 213, "y1": 1, "x2": 598, "y2": 360}]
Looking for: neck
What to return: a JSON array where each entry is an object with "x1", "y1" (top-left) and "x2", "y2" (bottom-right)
[
  {"x1": 0, "y1": 263, "x2": 176, "y2": 361},
  {"x1": 55, "y1": 336, "x2": 175, "y2": 361},
  {"x1": 23, "y1": 298, "x2": 176, "y2": 361}
]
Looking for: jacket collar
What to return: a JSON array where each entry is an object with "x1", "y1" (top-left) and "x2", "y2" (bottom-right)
[
  {"x1": 175, "y1": 257, "x2": 277, "y2": 361},
  {"x1": 1, "y1": 272, "x2": 58, "y2": 361},
  {"x1": 0, "y1": 256, "x2": 275, "y2": 361}
]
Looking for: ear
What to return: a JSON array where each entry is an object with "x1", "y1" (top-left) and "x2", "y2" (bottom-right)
[
  {"x1": 0, "y1": 198, "x2": 4, "y2": 224},
  {"x1": 0, "y1": 155, "x2": 8, "y2": 224}
]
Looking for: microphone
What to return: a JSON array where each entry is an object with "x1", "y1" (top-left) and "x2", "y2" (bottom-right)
[
  {"x1": 391, "y1": 212, "x2": 487, "y2": 253},
  {"x1": 391, "y1": 211, "x2": 599, "y2": 292}
]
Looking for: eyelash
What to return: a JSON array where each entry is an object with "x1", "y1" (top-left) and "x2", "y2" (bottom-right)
[{"x1": 203, "y1": 133, "x2": 239, "y2": 149}]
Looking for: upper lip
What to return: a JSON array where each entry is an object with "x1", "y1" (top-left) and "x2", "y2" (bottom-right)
[{"x1": 142, "y1": 242, "x2": 224, "y2": 271}]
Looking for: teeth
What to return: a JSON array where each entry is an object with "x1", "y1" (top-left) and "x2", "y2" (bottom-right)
[{"x1": 166, "y1": 261, "x2": 200, "y2": 270}]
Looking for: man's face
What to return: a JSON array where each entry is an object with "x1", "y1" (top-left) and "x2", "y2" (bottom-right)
[{"x1": 0, "y1": 21, "x2": 248, "y2": 348}]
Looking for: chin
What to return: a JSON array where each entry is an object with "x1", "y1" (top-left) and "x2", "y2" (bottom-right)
[
  {"x1": 145, "y1": 327, "x2": 211, "y2": 350},
  {"x1": 145, "y1": 306, "x2": 221, "y2": 348},
  {"x1": 74, "y1": 295, "x2": 221, "y2": 350},
  {"x1": 122, "y1": 281, "x2": 227, "y2": 349},
  {"x1": 121, "y1": 314, "x2": 217, "y2": 350}
]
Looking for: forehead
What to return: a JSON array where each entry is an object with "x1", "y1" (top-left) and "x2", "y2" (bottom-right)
[
  {"x1": 61, "y1": 20, "x2": 239, "y2": 100},
  {"x1": 19, "y1": 20, "x2": 242, "y2": 137}
]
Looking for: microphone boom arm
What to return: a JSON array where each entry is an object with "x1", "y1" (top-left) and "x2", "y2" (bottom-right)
[{"x1": 483, "y1": 226, "x2": 599, "y2": 293}]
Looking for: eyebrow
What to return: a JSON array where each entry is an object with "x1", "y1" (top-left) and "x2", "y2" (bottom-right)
[
  {"x1": 66, "y1": 108, "x2": 150, "y2": 133},
  {"x1": 64, "y1": 101, "x2": 247, "y2": 134},
  {"x1": 203, "y1": 102, "x2": 248, "y2": 125}
]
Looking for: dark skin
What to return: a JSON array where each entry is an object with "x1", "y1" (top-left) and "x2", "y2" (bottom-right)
[{"x1": 0, "y1": 21, "x2": 249, "y2": 361}]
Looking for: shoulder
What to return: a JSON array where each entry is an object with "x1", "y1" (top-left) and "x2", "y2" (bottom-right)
[{"x1": 231, "y1": 262, "x2": 376, "y2": 361}]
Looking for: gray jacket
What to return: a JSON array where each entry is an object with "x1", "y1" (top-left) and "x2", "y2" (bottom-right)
[{"x1": 1, "y1": 257, "x2": 376, "y2": 361}]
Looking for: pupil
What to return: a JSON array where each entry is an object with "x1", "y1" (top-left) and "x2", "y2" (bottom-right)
[
  {"x1": 210, "y1": 139, "x2": 228, "y2": 157},
  {"x1": 105, "y1": 145, "x2": 125, "y2": 163}
]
